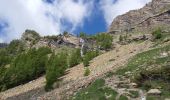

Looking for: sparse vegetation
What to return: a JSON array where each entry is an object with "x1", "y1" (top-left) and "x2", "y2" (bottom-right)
[
  {"x1": 129, "y1": 91, "x2": 139, "y2": 98},
  {"x1": 116, "y1": 45, "x2": 170, "y2": 75},
  {"x1": 84, "y1": 67, "x2": 90, "y2": 76},
  {"x1": 72, "y1": 79, "x2": 118, "y2": 100},
  {"x1": 105, "y1": 71, "x2": 114, "y2": 78},
  {"x1": 119, "y1": 35, "x2": 123, "y2": 42},
  {"x1": 83, "y1": 50, "x2": 99, "y2": 67},
  {"x1": 152, "y1": 28, "x2": 162, "y2": 40},
  {"x1": 119, "y1": 95, "x2": 128, "y2": 100},
  {"x1": 115, "y1": 44, "x2": 170, "y2": 98}
]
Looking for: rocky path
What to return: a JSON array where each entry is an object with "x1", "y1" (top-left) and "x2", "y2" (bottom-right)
[{"x1": 0, "y1": 41, "x2": 152, "y2": 100}]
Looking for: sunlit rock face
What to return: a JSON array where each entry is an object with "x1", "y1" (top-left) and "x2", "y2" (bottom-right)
[{"x1": 109, "y1": 0, "x2": 170, "y2": 34}]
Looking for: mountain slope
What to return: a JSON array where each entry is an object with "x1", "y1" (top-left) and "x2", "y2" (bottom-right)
[{"x1": 0, "y1": 41, "x2": 152, "y2": 100}]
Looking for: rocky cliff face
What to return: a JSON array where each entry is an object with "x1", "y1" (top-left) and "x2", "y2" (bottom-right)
[{"x1": 109, "y1": 0, "x2": 170, "y2": 34}]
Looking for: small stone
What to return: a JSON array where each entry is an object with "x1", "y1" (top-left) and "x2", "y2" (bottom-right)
[
  {"x1": 147, "y1": 89, "x2": 161, "y2": 95},
  {"x1": 131, "y1": 83, "x2": 138, "y2": 88},
  {"x1": 85, "y1": 92, "x2": 88, "y2": 94},
  {"x1": 160, "y1": 52, "x2": 168, "y2": 57},
  {"x1": 125, "y1": 71, "x2": 131, "y2": 75}
]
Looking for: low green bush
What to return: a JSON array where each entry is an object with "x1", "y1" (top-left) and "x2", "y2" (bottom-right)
[
  {"x1": 152, "y1": 28, "x2": 162, "y2": 39},
  {"x1": 84, "y1": 67, "x2": 90, "y2": 76},
  {"x1": 83, "y1": 50, "x2": 99, "y2": 67},
  {"x1": 95, "y1": 33, "x2": 113, "y2": 50}
]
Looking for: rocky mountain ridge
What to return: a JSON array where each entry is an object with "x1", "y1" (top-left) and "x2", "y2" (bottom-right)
[{"x1": 109, "y1": 0, "x2": 170, "y2": 34}]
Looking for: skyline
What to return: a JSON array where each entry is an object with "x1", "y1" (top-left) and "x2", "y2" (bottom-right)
[{"x1": 0, "y1": 0, "x2": 151, "y2": 43}]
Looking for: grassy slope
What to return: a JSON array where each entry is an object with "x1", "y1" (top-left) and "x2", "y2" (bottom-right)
[
  {"x1": 72, "y1": 79, "x2": 128, "y2": 100},
  {"x1": 116, "y1": 44, "x2": 170, "y2": 98},
  {"x1": 116, "y1": 45, "x2": 170, "y2": 75}
]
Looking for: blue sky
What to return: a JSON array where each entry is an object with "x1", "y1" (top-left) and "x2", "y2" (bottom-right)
[
  {"x1": 0, "y1": 0, "x2": 151, "y2": 42},
  {"x1": 44, "y1": 0, "x2": 107, "y2": 35}
]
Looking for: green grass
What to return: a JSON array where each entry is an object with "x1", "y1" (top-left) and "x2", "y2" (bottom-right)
[
  {"x1": 115, "y1": 45, "x2": 170, "y2": 98},
  {"x1": 105, "y1": 71, "x2": 114, "y2": 78},
  {"x1": 129, "y1": 91, "x2": 139, "y2": 98},
  {"x1": 119, "y1": 95, "x2": 128, "y2": 100},
  {"x1": 152, "y1": 33, "x2": 170, "y2": 47},
  {"x1": 146, "y1": 95, "x2": 165, "y2": 100},
  {"x1": 116, "y1": 45, "x2": 170, "y2": 75},
  {"x1": 84, "y1": 67, "x2": 90, "y2": 76},
  {"x1": 72, "y1": 79, "x2": 118, "y2": 100}
]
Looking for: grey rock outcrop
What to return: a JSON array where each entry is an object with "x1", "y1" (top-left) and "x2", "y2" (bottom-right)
[{"x1": 21, "y1": 30, "x2": 80, "y2": 49}]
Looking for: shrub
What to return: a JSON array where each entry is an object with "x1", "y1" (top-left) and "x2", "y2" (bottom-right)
[
  {"x1": 45, "y1": 52, "x2": 68, "y2": 91},
  {"x1": 0, "y1": 49, "x2": 11, "y2": 67},
  {"x1": 95, "y1": 33, "x2": 113, "y2": 50},
  {"x1": 119, "y1": 35, "x2": 123, "y2": 42},
  {"x1": 84, "y1": 67, "x2": 90, "y2": 76},
  {"x1": 0, "y1": 47, "x2": 51, "y2": 91},
  {"x1": 63, "y1": 31, "x2": 68, "y2": 36},
  {"x1": 79, "y1": 32, "x2": 87, "y2": 38},
  {"x1": 25, "y1": 29, "x2": 40, "y2": 39},
  {"x1": 83, "y1": 50, "x2": 99, "y2": 67},
  {"x1": 7, "y1": 40, "x2": 24, "y2": 55},
  {"x1": 152, "y1": 28, "x2": 162, "y2": 39},
  {"x1": 68, "y1": 49, "x2": 82, "y2": 68}
]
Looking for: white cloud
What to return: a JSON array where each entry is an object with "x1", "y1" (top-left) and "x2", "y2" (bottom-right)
[
  {"x1": 100, "y1": 0, "x2": 151, "y2": 27},
  {"x1": 0, "y1": 0, "x2": 93, "y2": 42},
  {"x1": 0, "y1": 0, "x2": 152, "y2": 42},
  {"x1": 0, "y1": 38, "x2": 3, "y2": 43}
]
